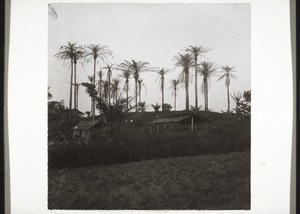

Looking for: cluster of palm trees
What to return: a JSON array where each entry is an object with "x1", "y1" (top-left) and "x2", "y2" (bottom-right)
[{"x1": 55, "y1": 42, "x2": 237, "y2": 120}]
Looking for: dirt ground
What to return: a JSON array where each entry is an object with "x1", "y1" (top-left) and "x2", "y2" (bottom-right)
[{"x1": 48, "y1": 151, "x2": 250, "y2": 210}]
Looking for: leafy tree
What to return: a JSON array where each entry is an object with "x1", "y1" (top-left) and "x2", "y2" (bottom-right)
[
  {"x1": 48, "y1": 100, "x2": 82, "y2": 141},
  {"x1": 231, "y1": 90, "x2": 251, "y2": 120},
  {"x1": 186, "y1": 45, "x2": 210, "y2": 110},
  {"x1": 174, "y1": 53, "x2": 194, "y2": 110},
  {"x1": 162, "y1": 103, "x2": 172, "y2": 112},
  {"x1": 95, "y1": 97, "x2": 128, "y2": 139},
  {"x1": 138, "y1": 102, "x2": 147, "y2": 113},
  {"x1": 198, "y1": 61, "x2": 218, "y2": 111},
  {"x1": 218, "y1": 66, "x2": 237, "y2": 114}
]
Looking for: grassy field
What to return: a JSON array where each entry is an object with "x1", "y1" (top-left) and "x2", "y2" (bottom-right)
[{"x1": 48, "y1": 150, "x2": 250, "y2": 210}]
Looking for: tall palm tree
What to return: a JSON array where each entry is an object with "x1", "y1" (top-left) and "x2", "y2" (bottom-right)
[
  {"x1": 87, "y1": 75, "x2": 94, "y2": 113},
  {"x1": 118, "y1": 60, "x2": 153, "y2": 112},
  {"x1": 72, "y1": 83, "x2": 80, "y2": 109},
  {"x1": 169, "y1": 79, "x2": 180, "y2": 111},
  {"x1": 174, "y1": 53, "x2": 194, "y2": 111},
  {"x1": 96, "y1": 70, "x2": 104, "y2": 99},
  {"x1": 102, "y1": 80, "x2": 110, "y2": 104},
  {"x1": 111, "y1": 78, "x2": 121, "y2": 105},
  {"x1": 153, "y1": 68, "x2": 170, "y2": 110},
  {"x1": 85, "y1": 44, "x2": 113, "y2": 121},
  {"x1": 119, "y1": 70, "x2": 131, "y2": 112},
  {"x1": 55, "y1": 42, "x2": 76, "y2": 113},
  {"x1": 103, "y1": 64, "x2": 116, "y2": 106},
  {"x1": 218, "y1": 66, "x2": 237, "y2": 113},
  {"x1": 198, "y1": 61, "x2": 218, "y2": 112},
  {"x1": 73, "y1": 46, "x2": 85, "y2": 110},
  {"x1": 186, "y1": 45, "x2": 210, "y2": 109},
  {"x1": 137, "y1": 79, "x2": 147, "y2": 104}
]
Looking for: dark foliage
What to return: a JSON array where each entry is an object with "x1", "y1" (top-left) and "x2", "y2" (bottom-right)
[{"x1": 48, "y1": 121, "x2": 250, "y2": 169}]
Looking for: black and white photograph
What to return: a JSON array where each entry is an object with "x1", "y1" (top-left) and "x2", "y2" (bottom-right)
[{"x1": 47, "y1": 3, "x2": 251, "y2": 210}]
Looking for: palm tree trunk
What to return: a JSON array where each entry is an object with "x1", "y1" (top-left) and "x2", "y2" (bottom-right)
[
  {"x1": 74, "y1": 61, "x2": 77, "y2": 110},
  {"x1": 99, "y1": 71, "x2": 102, "y2": 100},
  {"x1": 203, "y1": 78, "x2": 207, "y2": 111},
  {"x1": 205, "y1": 79, "x2": 209, "y2": 111},
  {"x1": 185, "y1": 70, "x2": 189, "y2": 111},
  {"x1": 139, "y1": 86, "x2": 141, "y2": 103},
  {"x1": 162, "y1": 77, "x2": 164, "y2": 111},
  {"x1": 195, "y1": 58, "x2": 198, "y2": 109},
  {"x1": 92, "y1": 58, "x2": 96, "y2": 122},
  {"x1": 227, "y1": 84, "x2": 230, "y2": 113},
  {"x1": 76, "y1": 85, "x2": 79, "y2": 110},
  {"x1": 174, "y1": 89, "x2": 177, "y2": 111},
  {"x1": 135, "y1": 79, "x2": 138, "y2": 112},
  {"x1": 69, "y1": 59, "x2": 73, "y2": 120},
  {"x1": 108, "y1": 73, "x2": 111, "y2": 106},
  {"x1": 126, "y1": 80, "x2": 129, "y2": 112}
]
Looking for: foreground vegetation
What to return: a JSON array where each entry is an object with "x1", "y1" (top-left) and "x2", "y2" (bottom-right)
[
  {"x1": 48, "y1": 120, "x2": 250, "y2": 170},
  {"x1": 48, "y1": 150, "x2": 250, "y2": 209}
]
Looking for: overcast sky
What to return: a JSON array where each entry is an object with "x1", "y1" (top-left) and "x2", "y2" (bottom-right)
[{"x1": 48, "y1": 3, "x2": 250, "y2": 113}]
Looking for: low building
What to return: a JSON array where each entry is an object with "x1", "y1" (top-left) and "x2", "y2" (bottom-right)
[
  {"x1": 146, "y1": 113, "x2": 211, "y2": 133},
  {"x1": 71, "y1": 119, "x2": 107, "y2": 141}
]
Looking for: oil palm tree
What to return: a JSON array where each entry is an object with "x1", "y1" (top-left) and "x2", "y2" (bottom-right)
[
  {"x1": 151, "y1": 103, "x2": 161, "y2": 114},
  {"x1": 118, "y1": 60, "x2": 153, "y2": 112},
  {"x1": 96, "y1": 70, "x2": 104, "y2": 99},
  {"x1": 103, "y1": 64, "x2": 116, "y2": 106},
  {"x1": 186, "y1": 45, "x2": 210, "y2": 109},
  {"x1": 119, "y1": 70, "x2": 131, "y2": 112},
  {"x1": 169, "y1": 79, "x2": 180, "y2": 111},
  {"x1": 153, "y1": 68, "x2": 170, "y2": 110},
  {"x1": 102, "y1": 80, "x2": 110, "y2": 104},
  {"x1": 72, "y1": 83, "x2": 80, "y2": 109},
  {"x1": 137, "y1": 79, "x2": 147, "y2": 104},
  {"x1": 55, "y1": 42, "x2": 76, "y2": 113},
  {"x1": 218, "y1": 66, "x2": 237, "y2": 113},
  {"x1": 85, "y1": 44, "x2": 113, "y2": 121},
  {"x1": 174, "y1": 53, "x2": 194, "y2": 111},
  {"x1": 73, "y1": 46, "x2": 85, "y2": 110},
  {"x1": 111, "y1": 78, "x2": 121, "y2": 105},
  {"x1": 87, "y1": 75, "x2": 94, "y2": 113},
  {"x1": 199, "y1": 61, "x2": 218, "y2": 112}
]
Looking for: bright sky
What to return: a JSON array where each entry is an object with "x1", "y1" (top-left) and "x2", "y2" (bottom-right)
[{"x1": 48, "y1": 3, "x2": 250, "y2": 113}]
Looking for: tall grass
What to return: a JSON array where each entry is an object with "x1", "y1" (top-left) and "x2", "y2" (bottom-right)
[{"x1": 48, "y1": 121, "x2": 250, "y2": 169}]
